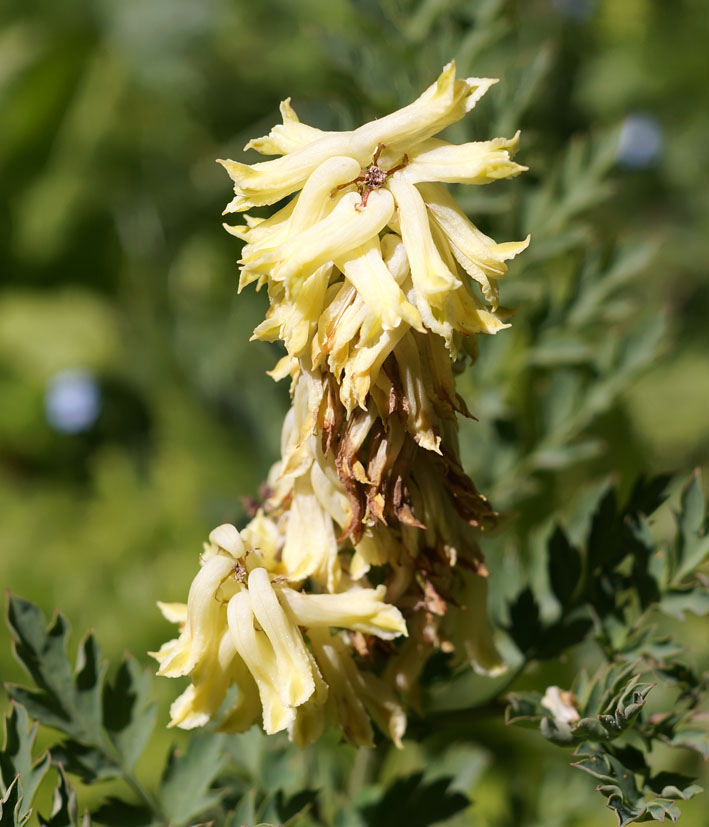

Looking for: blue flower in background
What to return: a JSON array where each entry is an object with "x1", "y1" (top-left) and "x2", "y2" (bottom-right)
[
  {"x1": 45, "y1": 369, "x2": 101, "y2": 434},
  {"x1": 617, "y1": 113, "x2": 664, "y2": 169},
  {"x1": 551, "y1": 0, "x2": 597, "y2": 23}
]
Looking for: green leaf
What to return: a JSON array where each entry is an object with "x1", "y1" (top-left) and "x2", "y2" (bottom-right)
[
  {"x1": 360, "y1": 772, "x2": 470, "y2": 827},
  {"x1": 668, "y1": 726, "x2": 709, "y2": 759},
  {"x1": 48, "y1": 743, "x2": 115, "y2": 785},
  {"x1": 5, "y1": 597, "x2": 163, "y2": 823},
  {"x1": 103, "y1": 657, "x2": 157, "y2": 773},
  {"x1": 5, "y1": 597, "x2": 106, "y2": 746},
  {"x1": 626, "y1": 475, "x2": 673, "y2": 520},
  {"x1": 227, "y1": 789, "x2": 256, "y2": 827},
  {"x1": 90, "y1": 798, "x2": 154, "y2": 827},
  {"x1": 1, "y1": 776, "x2": 30, "y2": 827},
  {"x1": 505, "y1": 692, "x2": 546, "y2": 728},
  {"x1": 587, "y1": 487, "x2": 618, "y2": 571},
  {"x1": 642, "y1": 800, "x2": 681, "y2": 823},
  {"x1": 646, "y1": 772, "x2": 703, "y2": 801},
  {"x1": 673, "y1": 471, "x2": 709, "y2": 584},
  {"x1": 258, "y1": 789, "x2": 318, "y2": 826},
  {"x1": 547, "y1": 525, "x2": 582, "y2": 610},
  {"x1": 506, "y1": 587, "x2": 543, "y2": 656},
  {"x1": 572, "y1": 746, "x2": 644, "y2": 824},
  {"x1": 659, "y1": 586, "x2": 709, "y2": 620},
  {"x1": 159, "y1": 731, "x2": 226, "y2": 827},
  {"x1": 578, "y1": 660, "x2": 637, "y2": 717},
  {"x1": 571, "y1": 743, "x2": 701, "y2": 825},
  {"x1": 540, "y1": 716, "x2": 576, "y2": 747},
  {"x1": 0, "y1": 704, "x2": 51, "y2": 820},
  {"x1": 38, "y1": 766, "x2": 78, "y2": 827}
]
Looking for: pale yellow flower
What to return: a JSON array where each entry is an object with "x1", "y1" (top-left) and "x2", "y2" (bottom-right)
[
  {"x1": 221, "y1": 61, "x2": 528, "y2": 378},
  {"x1": 221, "y1": 64, "x2": 498, "y2": 209},
  {"x1": 156, "y1": 62, "x2": 529, "y2": 747},
  {"x1": 153, "y1": 525, "x2": 407, "y2": 742}
]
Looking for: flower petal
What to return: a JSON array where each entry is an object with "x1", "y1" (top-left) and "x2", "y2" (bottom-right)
[
  {"x1": 244, "y1": 97, "x2": 329, "y2": 156},
  {"x1": 420, "y1": 182, "x2": 530, "y2": 308},
  {"x1": 351, "y1": 62, "x2": 496, "y2": 159},
  {"x1": 248, "y1": 567, "x2": 317, "y2": 707},
  {"x1": 396, "y1": 133, "x2": 526, "y2": 186},
  {"x1": 336, "y1": 236, "x2": 422, "y2": 332},
  {"x1": 154, "y1": 554, "x2": 234, "y2": 678},
  {"x1": 168, "y1": 628, "x2": 237, "y2": 729},
  {"x1": 226, "y1": 590, "x2": 294, "y2": 734},
  {"x1": 388, "y1": 178, "x2": 460, "y2": 297},
  {"x1": 218, "y1": 133, "x2": 354, "y2": 210},
  {"x1": 282, "y1": 473, "x2": 340, "y2": 590},
  {"x1": 278, "y1": 584, "x2": 407, "y2": 640},
  {"x1": 309, "y1": 628, "x2": 374, "y2": 747},
  {"x1": 253, "y1": 189, "x2": 395, "y2": 284}
]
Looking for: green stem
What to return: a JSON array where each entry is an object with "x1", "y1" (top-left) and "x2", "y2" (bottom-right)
[
  {"x1": 348, "y1": 746, "x2": 374, "y2": 797},
  {"x1": 120, "y1": 765, "x2": 164, "y2": 820},
  {"x1": 99, "y1": 734, "x2": 165, "y2": 821}
]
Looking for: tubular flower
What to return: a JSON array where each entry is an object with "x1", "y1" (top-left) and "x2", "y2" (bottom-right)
[
  {"x1": 154, "y1": 61, "x2": 528, "y2": 746},
  {"x1": 151, "y1": 524, "x2": 406, "y2": 747}
]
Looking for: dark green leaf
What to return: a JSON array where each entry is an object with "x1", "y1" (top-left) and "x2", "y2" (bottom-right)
[
  {"x1": 626, "y1": 474, "x2": 673, "y2": 518},
  {"x1": 609, "y1": 745, "x2": 647, "y2": 774},
  {"x1": 505, "y1": 692, "x2": 545, "y2": 728},
  {"x1": 103, "y1": 657, "x2": 157, "y2": 772},
  {"x1": 159, "y1": 732, "x2": 226, "y2": 827},
  {"x1": 646, "y1": 772, "x2": 703, "y2": 801},
  {"x1": 258, "y1": 789, "x2": 318, "y2": 826},
  {"x1": 5, "y1": 598, "x2": 106, "y2": 746},
  {"x1": 227, "y1": 789, "x2": 256, "y2": 827},
  {"x1": 535, "y1": 617, "x2": 593, "y2": 657},
  {"x1": 49, "y1": 742, "x2": 115, "y2": 785},
  {"x1": 91, "y1": 797, "x2": 154, "y2": 827},
  {"x1": 0, "y1": 704, "x2": 51, "y2": 820},
  {"x1": 277, "y1": 789, "x2": 319, "y2": 824},
  {"x1": 587, "y1": 487, "x2": 618, "y2": 570},
  {"x1": 361, "y1": 772, "x2": 469, "y2": 827},
  {"x1": 1, "y1": 776, "x2": 29, "y2": 827},
  {"x1": 38, "y1": 766, "x2": 77, "y2": 827},
  {"x1": 547, "y1": 526, "x2": 582, "y2": 610},
  {"x1": 506, "y1": 587, "x2": 543, "y2": 655}
]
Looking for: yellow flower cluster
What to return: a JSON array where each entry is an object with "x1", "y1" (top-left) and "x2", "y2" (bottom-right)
[{"x1": 153, "y1": 62, "x2": 528, "y2": 746}]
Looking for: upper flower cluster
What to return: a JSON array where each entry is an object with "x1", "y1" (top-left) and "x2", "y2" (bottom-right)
[{"x1": 220, "y1": 62, "x2": 528, "y2": 383}]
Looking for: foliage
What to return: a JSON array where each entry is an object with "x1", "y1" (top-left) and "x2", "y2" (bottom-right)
[{"x1": 502, "y1": 472, "x2": 709, "y2": 822}]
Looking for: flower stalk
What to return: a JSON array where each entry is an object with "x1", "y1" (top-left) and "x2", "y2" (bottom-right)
[{"x1": 153, "y1": 61, "x2": 529, "y2": 746}]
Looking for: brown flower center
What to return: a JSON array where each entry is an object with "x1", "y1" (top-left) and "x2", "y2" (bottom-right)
[{"x1": 332, "y1": 144, "x2": 409, "y2": 208}]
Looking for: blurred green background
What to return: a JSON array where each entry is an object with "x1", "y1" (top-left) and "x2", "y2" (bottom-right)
[{"x1": 1, "y1": 0, "x2": 708, "y2": 824}]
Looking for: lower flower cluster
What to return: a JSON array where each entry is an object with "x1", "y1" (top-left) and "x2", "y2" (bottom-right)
[{"x1": 152, "y1": 524, "x2": 407, "y2": 747}]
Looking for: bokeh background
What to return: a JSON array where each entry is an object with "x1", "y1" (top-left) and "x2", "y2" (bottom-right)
[{"x1": 2, "y1": 0, "x2": 708, "y2": 824}]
